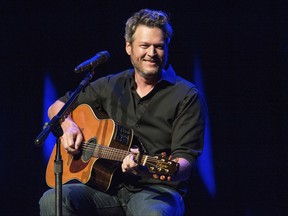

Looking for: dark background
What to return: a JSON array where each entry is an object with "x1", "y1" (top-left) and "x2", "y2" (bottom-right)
[{"x1": 1, "y1": 1, "x2": 287, "y2": 215}]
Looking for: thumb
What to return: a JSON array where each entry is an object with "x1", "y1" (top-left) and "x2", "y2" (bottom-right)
[{"x1": 130, "y1": 147, "x2": 140, "y2": 154}]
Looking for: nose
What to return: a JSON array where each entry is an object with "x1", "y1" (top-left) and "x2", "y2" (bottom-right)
[{"x1": 147, "y1": 45, "x2": 156, "y2": 56}]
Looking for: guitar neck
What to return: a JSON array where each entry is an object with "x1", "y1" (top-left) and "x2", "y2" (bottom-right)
[{"x1": 93, "y1": 144, "x2": 127, "y2": 162}]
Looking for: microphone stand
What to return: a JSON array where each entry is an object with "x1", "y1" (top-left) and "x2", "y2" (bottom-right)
[{"x1": 35, "y1": 70, "x2": 96, "y2": 216}]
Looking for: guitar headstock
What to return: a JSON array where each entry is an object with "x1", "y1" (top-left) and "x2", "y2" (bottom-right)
[{"x1": 145, "y1": 155, "x2": 179, "y2": 177}]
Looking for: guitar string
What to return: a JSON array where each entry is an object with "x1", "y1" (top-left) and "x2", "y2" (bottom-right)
[
  {"x1": 82, "y1": 141, "x2": 133, "y2": 161},
  {"x1": 80, "y1": 141, "x2": 168, "y2": 164}
]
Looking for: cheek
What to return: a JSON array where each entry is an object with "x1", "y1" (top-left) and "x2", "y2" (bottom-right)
[
  {"x1": 157, "y1": 51, "x2": 166, "y2": 60},
  {"x1": 133, "y1": 50, "x2": 146, "y2": 60}
]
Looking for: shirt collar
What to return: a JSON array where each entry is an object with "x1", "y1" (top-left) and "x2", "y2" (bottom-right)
[{"x1": 160, "y1": 65, "x2": 177, "y2": 84}]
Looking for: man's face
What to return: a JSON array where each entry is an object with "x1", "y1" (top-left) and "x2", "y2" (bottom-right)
[{"x1": 126, "y1": 25, "x2": 168, "y2": 78}]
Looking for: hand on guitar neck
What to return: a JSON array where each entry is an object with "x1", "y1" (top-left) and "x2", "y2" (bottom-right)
[
  {"x1": 121, "y1": 148, "x2": 139, "y2": 175},
  {"x1": 122, "y1": 148, "x2": 180, "y2": 181}
]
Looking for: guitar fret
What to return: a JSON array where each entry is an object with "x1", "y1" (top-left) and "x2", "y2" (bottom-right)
[
  {"x1": 92, "y1": 143, "x2": 129, "y2": 162},
  {"x1": 142, "y1": 155, "x2": 148, "y2": 166}
]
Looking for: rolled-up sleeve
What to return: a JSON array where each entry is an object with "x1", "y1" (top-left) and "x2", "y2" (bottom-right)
[{"x1": 171, "y1": 88, "x2": 206, "y2": 164}]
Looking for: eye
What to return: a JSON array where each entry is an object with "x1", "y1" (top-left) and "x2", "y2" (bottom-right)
[
  {"x1": 140, "y1": 44, "x2": 149, "y2": 49},
  {"x1": 156, "y1": 45, "x2": 164, "y2": 50}
]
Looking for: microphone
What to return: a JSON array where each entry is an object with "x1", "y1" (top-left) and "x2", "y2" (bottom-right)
[{"x1": 74, "y1": 51, "x2": 110, "y2": 73}]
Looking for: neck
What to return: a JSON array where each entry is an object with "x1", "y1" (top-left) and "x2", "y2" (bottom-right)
[{"x1": 134, "y1": 71, "x2": 160, "y2": 97}]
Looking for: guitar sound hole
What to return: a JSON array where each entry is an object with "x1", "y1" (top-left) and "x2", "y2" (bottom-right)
[{"x1": 82, "y1": 137, "x2": 97, "y2": 162}]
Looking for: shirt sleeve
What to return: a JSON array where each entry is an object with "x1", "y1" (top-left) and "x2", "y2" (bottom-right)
[
  {"x1": 58, "y1": 76, "x2": 109, "y2": 112},
  {"x1": 171, "y1": 88, "x2": 207, "y2": 164}
]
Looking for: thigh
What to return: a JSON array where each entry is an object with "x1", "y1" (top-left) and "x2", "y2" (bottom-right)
[
  {"x1": 39, "y1": 183, "x2": 125, "y2": 216},
  {"x1": 126, "y1": 185, "x2": 185, "y2": 216}
]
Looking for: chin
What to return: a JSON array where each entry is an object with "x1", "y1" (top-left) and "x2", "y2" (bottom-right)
[
  {"x1": 145, "y1": 65, "x2": 162, "y2": 73},
  {"x1": 142, "y1": 69, "x2": 160, "y2": 77},
  {"x1": 136, "y1": 70, "x2": 154, "y2": 79}
]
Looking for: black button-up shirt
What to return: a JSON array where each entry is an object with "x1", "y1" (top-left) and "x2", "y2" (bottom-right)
[{"x1": 60, "y1": 65, "x2": 206, "y2": 192}]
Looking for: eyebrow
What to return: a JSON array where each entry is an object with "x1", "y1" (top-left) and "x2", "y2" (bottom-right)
[{"x1": 139, "y1": 42, "x2": 165, "y2": 46}]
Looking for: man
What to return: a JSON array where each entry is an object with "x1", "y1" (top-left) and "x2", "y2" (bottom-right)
[{"x1": 40, "y1": 8, "x2": 206, "y2": 216}]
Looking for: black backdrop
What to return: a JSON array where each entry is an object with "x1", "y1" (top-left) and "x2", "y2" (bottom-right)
[{"x1": 1, "y1": 1, "x2": 287, "y2": 215}]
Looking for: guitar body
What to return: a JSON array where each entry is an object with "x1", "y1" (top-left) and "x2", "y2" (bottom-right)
[{"x1": 46, "y1": 104, "x2": 134, "y2": 192}]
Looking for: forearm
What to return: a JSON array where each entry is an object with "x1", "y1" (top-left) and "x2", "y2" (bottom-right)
[
  {"x1": 48, "y1": 100, "x2": 83, "y2": 154},
  {"x1": 48, "y1": 100, "x2": 76, "y2": 130},
  {"x1": 48, "y1": 100, "x2": 65, "y2": 119},
  {"x1": 173, "y1": 157, "x2": 192, "y2": 182}
]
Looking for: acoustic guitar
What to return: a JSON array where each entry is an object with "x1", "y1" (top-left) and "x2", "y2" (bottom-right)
[{"x1": 46, "y1": 104, "x2": 178, "y2": 192}]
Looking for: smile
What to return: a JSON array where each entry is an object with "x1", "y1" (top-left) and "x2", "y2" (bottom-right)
[{"x1": 144, "y1": 59, "x2": 155, "y2": 62}]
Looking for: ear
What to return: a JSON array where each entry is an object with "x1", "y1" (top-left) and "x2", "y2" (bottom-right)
[{"x1": 125, "y1": 42, "x2": 131, "y2": 55}]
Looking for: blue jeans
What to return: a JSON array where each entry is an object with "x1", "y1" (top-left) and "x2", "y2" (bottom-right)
[{"x1": 39, "y1": 183, "x2": 185, "y2": 216}]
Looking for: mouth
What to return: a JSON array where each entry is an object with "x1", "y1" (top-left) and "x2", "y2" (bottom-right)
[{"x1": 143, "y1": 59, "x2": 158, "y2": 65}]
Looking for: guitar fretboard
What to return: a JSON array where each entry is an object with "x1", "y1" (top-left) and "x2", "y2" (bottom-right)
[{"x1": 83, "y1": 142, "x2": 149, "y2": 166}]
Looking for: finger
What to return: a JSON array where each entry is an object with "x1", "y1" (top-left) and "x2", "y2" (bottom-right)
[
  {"x1": 74, "y1": 133, "x2": 83, "y2": 150},
  {"x1": 62, "y1": 130, "x2": 82, "y2": 154},
  {"x1": 122, "y1": 155, "x2": 139, "y2": 174},
  {"x1": 153, "y1": 174, "x2": 159, "y2": 179},
  {"x1": 121, "y1": 166, "x2": 127, "y2": 173},
  {"x1": 129, "y1": 154, "x2": 138, "y2": 167},
  {"x1": 121, "y1": 157, "x2": 130, "y2": 172},
  {"x1": 121, "y1": 161, "x2": 126, "y2": 172},
  {"x1": 66, "y1": 138, "x2": 77, "y2": 153},
  {"x1": 61, "y1": 136, "x2": 72, "y2": 152}
]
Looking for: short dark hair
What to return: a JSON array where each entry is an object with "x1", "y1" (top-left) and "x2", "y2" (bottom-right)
[{"x1": 125, "y1": 9, "x2": 173, "y2": 44}]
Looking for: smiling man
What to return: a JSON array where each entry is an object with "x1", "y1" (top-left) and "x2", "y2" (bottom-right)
[
  {"x1": 39, "y1": 9, "x2": 206, "y2": 216},
  {"x1": 126, "y1": 25, "x2": 166, "y2": 98}
]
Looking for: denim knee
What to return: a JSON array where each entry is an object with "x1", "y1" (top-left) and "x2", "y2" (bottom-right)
[{"x1": 39, "y1": 189, "x2": 56, "y2": 216}]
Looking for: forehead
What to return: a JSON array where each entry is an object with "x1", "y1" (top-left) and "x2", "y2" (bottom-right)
[{"x1": 133, "y1": 25, "x2": 165, "y2": 43}]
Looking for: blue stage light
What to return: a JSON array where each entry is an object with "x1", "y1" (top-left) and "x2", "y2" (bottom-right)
[
  {"x1": 193, "y1": 54, "x2": 216, "y2": 198},
  {"x1": 42, "y1": 74, "x2": 57, "y2": 162}
]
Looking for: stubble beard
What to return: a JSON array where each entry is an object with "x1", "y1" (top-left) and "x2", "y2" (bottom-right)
[{"x1": 131, "y1": 58, "x2": 164, "y2": 80}]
